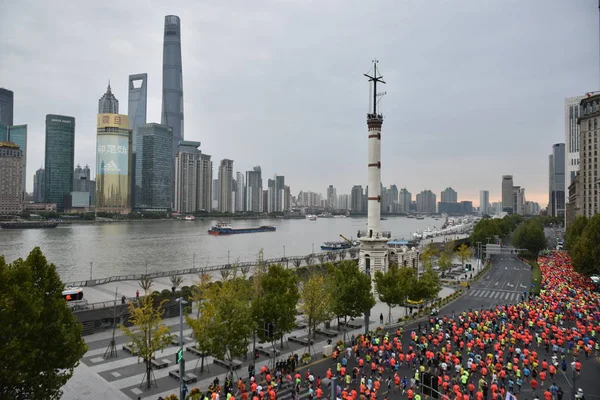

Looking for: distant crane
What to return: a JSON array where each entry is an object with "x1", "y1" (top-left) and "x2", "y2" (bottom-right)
[{"x1": 339, "y1": 234, "x2": 356, "y2": 246}]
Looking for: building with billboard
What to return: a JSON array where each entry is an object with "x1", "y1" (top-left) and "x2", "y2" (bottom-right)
[
  {"x1": 45, "y1": 115, "x2": 75, "y2": 212},
  {"x1": 95, "y1": 113, "x2": 132, "y2": 214},
  {"x1": 0, "y1": 142, "x2": 22, "y2": 215}
]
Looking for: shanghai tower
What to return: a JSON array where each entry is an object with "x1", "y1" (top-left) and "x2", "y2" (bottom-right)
[{"x1": 161, "y1": 15, "x2": 184, "y2": 158}]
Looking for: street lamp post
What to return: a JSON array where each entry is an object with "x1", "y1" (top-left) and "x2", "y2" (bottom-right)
[
  {"x1": 89, "y1": 262, "x2": 93, "y2": 281},
  {"x1": 283, "y1": 245, "x2": 286, "y2": 258},
  {"x1": 312, "y1": 243, "x2": 314, "y2": 254},
  {"x1": 176, "y1": 298, "x2": 188, "y2": 400},
  {"x1": 416, "y1": 250, "x2": 420, "y2": 281},
  {"x1": 227, "y1": 250, "x2": 230, "y2": 265},
  {"x1": 193, "y1": 253, "x2": 196, "y2": 269}
]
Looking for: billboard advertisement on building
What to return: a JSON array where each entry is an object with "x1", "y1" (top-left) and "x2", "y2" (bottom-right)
[
  {"x1": 97, "y1": 135, "x2": 129, "y2": 176},
  {"x1": 96, "y1": 133, "x2": 131, "y2": 211},
  {"x1": 97, "y1": 114, "x2": 129, "y2": 129}
]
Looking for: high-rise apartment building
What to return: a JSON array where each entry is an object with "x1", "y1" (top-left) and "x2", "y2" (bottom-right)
[
  {"x1": 6, "y1": 124, "x2": 27, "y2": 200},
  {"x1": 549, "y1": 143, "x2": 566, "y2": 218},
  {"x1": 128, "y1": 73, "x2": 148, "y2": 204},
  {"x1": 199, "y1": 154, "x2": 212, "y2": 212},
  {"x1": 338, "y1": 194, "x2": 349, "y2": 210},
  {"x1": 267, "y1": 179, "x2": 276, "y2": 213},
  {"x1": 162, "y1": 15, "x2": 184, "y2": 160},
  {"x1": 284, "y1": 185, "x2": 291, "y2": 211},
  {"x1": 565, "y1": 95, "x2": 585, "y2": 188},
  {"x1": 350, "y1": 185, "x2": 364, "y2": 213},
  {"x1": 399, "y1": 188, "x2": 411, "y2": 214},
  {"x1": 512, "y1": 186, "x2": 525, "y2": 215},
  {"x1": 98, "y1": 83, "x2": 119, "y2": 114},
  {"x1": 0, "y1": 88, "x2": 14, "y2": 126},
  {"x1": 212, "y1": 179, "x2": 219, "y2": 210},
  {"x1": 235, "y1": 171, "x2": 245, "y2": 212},
  {"x1": 479, "y1": 190, "x2": 489, "y2": 214},
  {"x1": 577, "y1": 94, "x2": 600, "y2": 218},
  {"x1": 245, "y1": 166, "x2": 263, "y2": 213},
  {"x1": 174, "y1": 142, "x2": 212, "y2": 213},
  {"x1": 135, "y1": 123, "x2": 173, "y2": 210},
  {"x1": 96, "y1": 114, "x2": 132, "y2": 214},
  {"x1": 33, "y1": 168, "x2": 45, "y2": 203},
  {"x1": 327, "y1": 185, "x2": 337, "y2": 209},
  {"x1": 416, "y1": 190, "x2": 436, "y2": 214},
  {"x1": 501, "y1": 175, "x2": 514, "y2": 214},
  {"x1": 218, "y1": 159, "x2": 233, "y2": 213},
  {"x1": 0, "y1": 142, "x2": 22, "y2": 214},
  {"x1": 440, "y1": 187, "x2": 457, "y2": 203},
  {"x1": 45, "y1": 115, "x2": 75, "y2": 212},
  {"x1": 274, "y1": 175, "x2": 285, "y2": 212},
  {"x1": 174, "y1": 141, "x2": 203, "y2": 213},
  {"x1": 73, "y1": 164, "x2": 95, "y2": 206}
]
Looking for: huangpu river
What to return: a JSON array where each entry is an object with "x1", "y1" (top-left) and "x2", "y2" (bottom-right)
[{"x1": 0, "y1": 216, "x2": 443, "y2": 282}]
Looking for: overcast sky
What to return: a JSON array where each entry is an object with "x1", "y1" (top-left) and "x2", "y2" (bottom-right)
[{"x1": 1, "y1": 0, "x2": 598, "y2": 207}]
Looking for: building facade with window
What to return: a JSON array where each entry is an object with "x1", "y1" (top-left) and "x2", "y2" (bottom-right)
[{"x1": 577, "y1": 94, "x2": 600, "y2": 218}]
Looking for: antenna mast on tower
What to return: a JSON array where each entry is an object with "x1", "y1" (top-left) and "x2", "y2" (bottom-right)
[{"x1": 364, "y1": 60, "x2": 386, "y2": 116}]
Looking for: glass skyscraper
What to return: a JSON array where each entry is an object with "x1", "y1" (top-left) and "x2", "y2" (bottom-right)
[
  {"x1": 45, "y1": 115, "x2": 75, "y2": 212},
  {"x1": 162, "y1": 15, "x2": 184, "y2": 160},
  {"x1": 0, "y1": 88, "x2": 14, "y2": 126},
  {"x1": 98, "y1": 83, "x2": 119, "y2": 114},
  {"x1": 8, "y1": 124, "x2": 27, "y2": 199},
  {"x1": 96, "y1": 114, "x2": 132, "y2": 214},
  {"x1": 135, "y1": 123, "x2": 173, "y2": 210},
  {"x1": 128, "y1": 73, "x2": 148, "y2": 205}
]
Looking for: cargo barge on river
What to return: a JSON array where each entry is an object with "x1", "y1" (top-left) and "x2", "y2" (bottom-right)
[
  {"x1": 208, "y1": 221, "x2": 276, "y2": 235},
  {"x1": 0, "y1": 221, "x2": 60, "y2": 229}
]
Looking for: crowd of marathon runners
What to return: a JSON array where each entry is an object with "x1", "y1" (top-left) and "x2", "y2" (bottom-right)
[{"x1": 174, "y1": 251, "x2": 598, "y2": 400}]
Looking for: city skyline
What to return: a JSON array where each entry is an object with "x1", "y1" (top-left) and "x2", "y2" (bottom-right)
[{"x1": 1, "y1": 1, "x2": 598, "y2": 206}]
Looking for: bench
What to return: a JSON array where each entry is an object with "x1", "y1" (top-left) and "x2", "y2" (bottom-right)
[
  {"x1": 151, "y1": 359, "x2": 170, "y2": 369},
  {"x1": 343, "y1": 319, "x2": 363, "y2": 329},
  {"x1": 256, "y1": 346, "x2": 281, "y2": 357},
  {"x1": 213, "y1": 359, "x2": 243, "y2": 370},
  {"x1": 288, "y1": 336, "x2": 313, "y2": 346},
  {"x1": 315, "y1": 328, "x2": 338, "y2": 338},
  {"x1": 296, "y1": 321, "x2": 308, "y2": 329},
  {"x1": 122, "y1": 344, "x2": 138, "y2": 355},
  {"x1": 186, "y1": 346, "x2": 208, "y2": 358},
  {"x1": 171, "y1": 334, "x2": 188, "y2": 346},
  {"x1": 169, "y1": 370, "x2": 198, "y2": 384}
]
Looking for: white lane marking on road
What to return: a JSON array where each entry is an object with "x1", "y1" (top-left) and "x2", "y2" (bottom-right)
[
  {"x1": 495, "y1": 281, "x2": 499, "y2": 286},
  {"x1": 472, "y1": 290, "x2": 482, "y2": 297}
]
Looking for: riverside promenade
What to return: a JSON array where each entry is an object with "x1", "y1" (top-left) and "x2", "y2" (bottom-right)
[
  {"x1": 61, "y1": 286, "x2": 457, "y2": 400},
  {"x1": 69, "y1": 235, "x2": 471, "y2": 308}
]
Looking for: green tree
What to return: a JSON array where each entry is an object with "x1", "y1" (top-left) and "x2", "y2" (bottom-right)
[
  {"x1": 512, "y1": 220, "x2": 548, "y2": 257},
  {"x1": 252, "y1": 264, "x2": 300, "y2": 350},
  {"x1": 470, "y1": 218, "x2": 502, "y2": 245},
  {"x1": 438, "y1": 251, "x2": 453, "y2": 278},
  {"x1": 121, "y1": 291, "x2": 172, "y2": 390},
  {"x1": 419, "y1": 243, "x2": 439, "y2": 269},
  {"x1": 571, "y1": 214, "x2": 600, "y2": 276},
  {"x1": 565, "y1": 215, "x2": 588, "y2": 251},
  {"x1": 374, "y1": 266, "x2": 416, "y2": 323},
  {"x1": 194, "y1": 278, "x2": 254, "y2": 375},
  {"x1": 299, "y1": 273, "x2": 333, "y2": 347},
  {"x1": 456, "y1": 244, "x2": 472, "y2": 269},
  {"x1": 0, "y1": 248, "x2": 88, "y2": 400},
  {"x1": 413, "y1": 266, "x2": 442, "y2": 307},
  {"x1": 328, "y1": 261, "x2": 375, "y2": 338},
  {"x1": 186, "y1": 273, "x2": 212, "y2": 372}
]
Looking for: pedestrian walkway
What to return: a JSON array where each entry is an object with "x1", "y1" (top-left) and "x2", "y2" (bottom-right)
[{"x1": 61, "y1": 288, "x2": 457, "y2": 400}]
